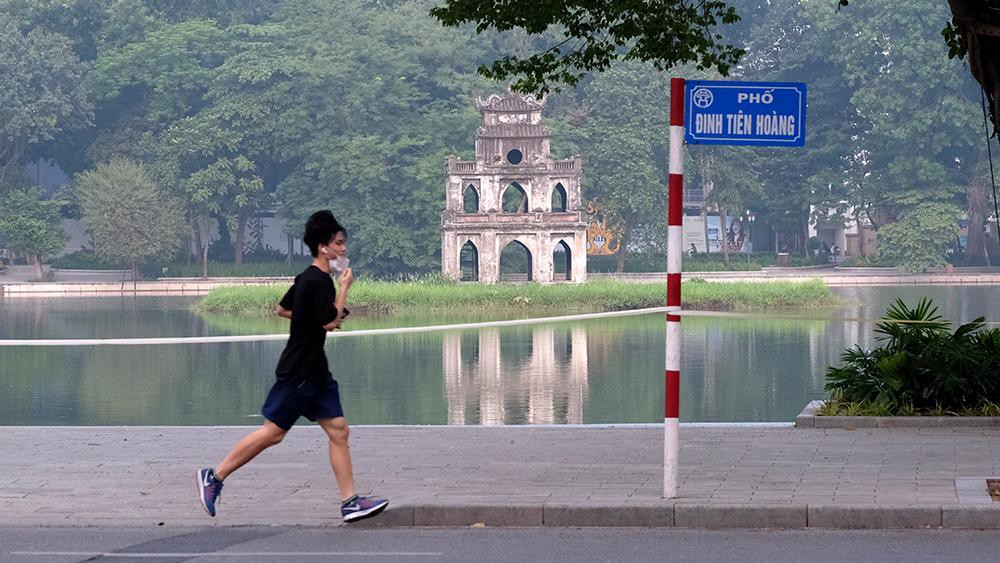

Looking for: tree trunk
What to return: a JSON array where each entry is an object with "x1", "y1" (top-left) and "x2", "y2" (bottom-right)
[
  {"x1": 949, "y1": 2, "x2": 1000, "y2": 134},
  {"x1": 701, "y1": 207, "x2": 709, "y2": 254},
  {"x1": 802, "y1": 221, "x2": 811, "y2": 258},
  {"x1": 614, "y1": 234, "x2": 626, "y2": 273},
  {"x1": 286, "y1": 234, "x2": 294, "y2": 266},
  {"x1": 191, "y1": 223, "x2": 202, "y2": 266},
  {"x1": 719, "y1": 207, "x2": 730, "y2": 267},
  {"x1": 857, "y1": 216, "x2": 866, "y2": 258},
  {"x1": 131, "y1": 258, "x2": 139, "y2": 284},
  {"x1": 234, "y1": 212, "x2": 248, "y2": 265},
  {"x1": 202, "y1": 236, "x2": 210, "y2": 279},
  {"x1": 30, "y1": 254, "x2": 42, "y2": 279},
  {"x1": 965, "y1": 164, "x2": 992, "y2": 266}
]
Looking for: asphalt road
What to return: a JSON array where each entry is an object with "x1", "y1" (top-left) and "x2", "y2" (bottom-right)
[{"x1": 3, "y1": 526, "x2": 1000, "y2": 563}]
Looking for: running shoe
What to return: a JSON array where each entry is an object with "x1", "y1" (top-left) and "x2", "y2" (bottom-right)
[
  {"x1": 197, "y1": 468, "x2": 224, "y2": 517},
  {"x1": 341, "y1": 495, "x2": 389, "y2": 523}
]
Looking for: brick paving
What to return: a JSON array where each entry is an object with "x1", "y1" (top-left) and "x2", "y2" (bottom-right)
[{"x1": 2, "y1": 426, "x2": 1000, "y2": 528}]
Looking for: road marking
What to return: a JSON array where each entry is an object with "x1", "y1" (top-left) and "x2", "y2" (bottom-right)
[{"x1": 12, "y1": 551, "x2": 444, "y2": 558}]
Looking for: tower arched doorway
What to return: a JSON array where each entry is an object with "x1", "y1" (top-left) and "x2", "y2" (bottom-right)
[
  {"x1": 553, "y1": 239, "x2": 571, "y2": 281},
  {"x1": 460, "y1": 240, "x2": 479, "y2": 281},
  {"x1": 499, "y1": 240, "x2": 532, "y2": 282}
]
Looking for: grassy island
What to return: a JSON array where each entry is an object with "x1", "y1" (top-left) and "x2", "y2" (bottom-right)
[{"x1": 194, "y1": 278, "x2": 837, "y2": 317}]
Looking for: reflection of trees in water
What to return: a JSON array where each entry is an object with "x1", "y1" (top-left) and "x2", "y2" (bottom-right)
[
  {"x1": 442, "y1": 326, "x2": 588, "y2": 425},
  {"x1": 76, "y1": 342, "x2": 271, "y2": 424},
  {"x1": 1, "y1": 340, "x2": 275, "y2": 425}
]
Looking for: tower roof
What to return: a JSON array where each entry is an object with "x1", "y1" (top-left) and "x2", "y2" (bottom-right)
[{"x1": 475, "y1": 92, "x2": 545, "y2": 113}]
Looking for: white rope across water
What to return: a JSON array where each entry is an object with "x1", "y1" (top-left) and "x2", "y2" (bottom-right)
[
  {"x1": 3, "y1": 306, "x2": 989, "y2": 347},
  {"x1": 0, "y1": 307, "x2": 672, "y2": 347}
]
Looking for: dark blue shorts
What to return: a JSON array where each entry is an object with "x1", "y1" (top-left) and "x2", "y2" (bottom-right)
[{"x1": 261, "y1": 377, "x2": 344, "y2": 430}]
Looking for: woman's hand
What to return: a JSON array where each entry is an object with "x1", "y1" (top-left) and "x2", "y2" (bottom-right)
[
  {"x1": 323, "y1": 312, "x2": 343, "y2": 331},
  {"x1": 339, "y1": 267, "x2": 353, "y2": 290}
]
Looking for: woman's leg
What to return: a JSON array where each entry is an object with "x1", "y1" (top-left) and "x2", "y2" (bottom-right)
[
  {"x1": 317, "y1": 417, "x2": 356, "y2": 500},
  {"x1": 214, "y1": 420, "x2": 287, "y2": 481}
]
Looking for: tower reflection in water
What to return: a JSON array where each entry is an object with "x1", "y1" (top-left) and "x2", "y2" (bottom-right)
[{"x1": 442, "y1": 327, "x2": 589, "y2": 425}]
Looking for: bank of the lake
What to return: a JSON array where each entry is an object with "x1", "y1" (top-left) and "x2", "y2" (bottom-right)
[{"x1": 193, "y1": 278, "x2": 836, "y2": 317}]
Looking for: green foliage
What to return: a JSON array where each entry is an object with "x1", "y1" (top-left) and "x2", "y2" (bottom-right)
[
  {"x1": 429, "y1": 0, "x2": 743, "y2": 96},
  {"x1": 6, "y1": 0, "x2": 987, "y2": 275},
  {"x1": 876, "y1": 203, "x2": 961, "y2": 271},
  {"x1": 50, "y1": 249, "x2": 128, "y2": 270},
  {"x1": 195, "y1": 278, "x2": 836, "y2": 316},
  {"x1": 0, "y1": 185, "x2": 66, "y2": 258},
  {"x1": 817, "y1": 400, "x2": 1000, "y2": 417},
  {"x1": 0, "y1": 12, "x2": 91, "y2": 185},
  {"x1": 825, "y1": 298, "x2": 1000, "y2": 411},
  {"x1": 550, "y1": 60, "x2": 668, "y2": 256},
  {"x1": 74, "y1": 158, "x2": 187, "y2": 274}
]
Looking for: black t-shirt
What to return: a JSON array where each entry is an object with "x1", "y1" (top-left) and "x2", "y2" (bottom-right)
[{"x1": 275, "y1": 265, "x2": 338, "y2": 381}]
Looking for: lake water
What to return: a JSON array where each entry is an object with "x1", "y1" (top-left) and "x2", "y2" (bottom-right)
[{"x1": 1, "y1": 286, "x2": 997, "y2": 426}]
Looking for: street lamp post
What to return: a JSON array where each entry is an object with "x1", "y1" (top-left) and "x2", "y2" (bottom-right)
[{"x1": 745, "y1": 210, "x2": 755, "y2": 262}]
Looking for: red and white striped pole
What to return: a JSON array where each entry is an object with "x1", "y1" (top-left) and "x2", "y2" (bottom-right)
[{"x1": 665, "y1": 77, "x2": 685, "y2": 499}]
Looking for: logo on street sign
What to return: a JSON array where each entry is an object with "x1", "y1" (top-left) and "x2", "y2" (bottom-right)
[{"x1": 684, "y1": 80, "x2": 807, "y2": 147}]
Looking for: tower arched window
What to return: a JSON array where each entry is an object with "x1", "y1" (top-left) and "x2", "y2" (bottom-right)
[
  {"x1": 463, "y1": 185, "x2": 479, "y2": 213},
  {"x1": 551, "y1": 183, "x2": 567, "y2": 212},
  {"x1": 501, "y1": 182, "x2": 529, "y2": 213}
]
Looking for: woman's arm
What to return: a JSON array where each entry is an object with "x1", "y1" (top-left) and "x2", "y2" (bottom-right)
[
  {"x1": 276, "y1": 305, "x2": 292, "y2": 319},
  {"x1": 324, "y1": 268, "x2": 353, "y2": 331}
]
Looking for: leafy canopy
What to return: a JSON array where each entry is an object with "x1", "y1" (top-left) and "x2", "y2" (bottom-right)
[
  {"x1": 0, "y1": 185, "x2": 66, "y2": 257},
  {"x1": 74, "y1": 157, "x2": 187, "y2": 265},
  {"x1": 429, "y1": 0, "x2": 743, "y2": 95}
]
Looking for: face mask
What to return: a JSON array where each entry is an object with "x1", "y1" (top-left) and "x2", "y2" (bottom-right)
[{"x1": 330, "y1": 255, "x2": 350, "y2": 273}]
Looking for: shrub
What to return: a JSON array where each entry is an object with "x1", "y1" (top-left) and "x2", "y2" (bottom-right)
[
  {"x1": 876, "y1": 203, "x2": 961, "y2": 272},
  {"x1": 825, "y1": 298, "x2": 1000, "y2": 411},
  {"x1": 51, "y1": 249, "x2": 128, "y2": 270}
]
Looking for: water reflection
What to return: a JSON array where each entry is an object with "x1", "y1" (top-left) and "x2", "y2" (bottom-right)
[
  {"x1": 442, "y1": 327, "x2": 589, "y2": 425},
  {"x1": 3, "y1": 286, "x2": 998, "y2": 425}
]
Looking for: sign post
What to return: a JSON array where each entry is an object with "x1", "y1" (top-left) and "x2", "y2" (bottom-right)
[
  {"x1": 665, "y1": 78, "x2": 685, "y2": 499},
  {"x1": 664, "y1": 79, "x2": 807, "y2": 499}
]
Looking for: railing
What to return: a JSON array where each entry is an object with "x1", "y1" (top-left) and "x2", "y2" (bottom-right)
[
  {"x1": 684, "y1": 188, "x2": 705, "y2": 205},
  {"x1": 446, "y1": 211, "x2": 585, "y2": 224},
  {"x1": 447, "y1": 159, "x2": 578, "y2": 174},
  {"x1": 448, "y1": 160, "x2": 478, "y2": 174}
]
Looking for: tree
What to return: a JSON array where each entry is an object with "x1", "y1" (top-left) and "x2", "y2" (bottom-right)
[
  {"x1": 75, "y1": 158, "x2": 187, "y2": 280},
  {"x1": 0, "y1": 186, "x2": 66, "y2": 279},
  {"x1": 876, "y1": 202, "x2": 962, "y2": 271},
  {"x1": 430, "y1": 0, "x2": 1000, "y2": 139},
  {"x1": 91, "y1": 19, "x2": 272, "y2": 265},
  {"x1": 906, "y1": 2, "x2": 1000, "y2": 136},
  {"x1": 0, "y1": 13, "x2": 91, "y2": 186},
  {"x1": 804, "y1": 1, "x2": 979, "y2": 267},
  {"x1": 429, "y1": 0, "x2": 743, "y2": 95},
  {"x1": 548, "y1": 60, "x2": 669, "y2": 271},
  {"x1": 266, "y1": 0, "x2": 493, "y2": 276}
]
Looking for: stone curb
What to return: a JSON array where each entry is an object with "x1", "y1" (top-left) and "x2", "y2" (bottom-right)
[
  {"x1": 360, "y1": 503, "x2": 1000, "y2": 529},
  {"x1": 795, "y1": 401, "x2": 1000, "y2": 429},
  {"x1": 8, "y1": 504, "x2": 1000, "y2": 530}
]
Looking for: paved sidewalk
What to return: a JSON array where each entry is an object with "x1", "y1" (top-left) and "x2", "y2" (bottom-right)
[{"x1": 3, "y1": 426, "x2": 1000, "y2": 528}]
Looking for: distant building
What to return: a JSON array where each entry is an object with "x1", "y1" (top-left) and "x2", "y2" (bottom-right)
[
  {"x1": 809, "y1": 205, "x2": 877, "y2": 258},
  {"x1": 441, "y1": 92, "x2": 587, "y2": 282}
]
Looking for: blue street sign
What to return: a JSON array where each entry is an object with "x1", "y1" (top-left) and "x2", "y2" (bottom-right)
[{"x1": 684, "y1": 80, "x2": 807, "y2": 147}]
